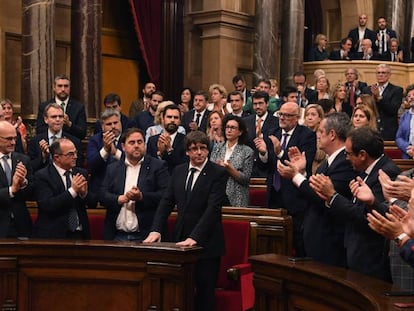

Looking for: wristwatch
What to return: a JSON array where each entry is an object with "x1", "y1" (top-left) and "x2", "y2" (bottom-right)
[{"x1": 394, "y1": 232, "x2": 408, "y2": 245}]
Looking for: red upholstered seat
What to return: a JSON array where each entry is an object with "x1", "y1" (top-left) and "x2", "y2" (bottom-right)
[
  {"x1": 168, "y1": 217, "x2": 254, "y2": 311},
  {"x1": 249, "y1": 189, "x2": 267, "y2": 206}
]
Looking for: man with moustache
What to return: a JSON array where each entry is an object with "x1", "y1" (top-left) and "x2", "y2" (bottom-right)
[
  {"x1": 129, "y1": 81, "x2": 156, "y2": 118},
  {"x1": 0, "y1": 121, "x2": 33, "y2": 238},
  {"x1": 182, "y1": 90, "x2": 210, "y2": 133},
  {"x1": 258, "y1": 101, "x2": 316, "y2": 256},
  {"x1": 147, "y1": 104, "x2": 187, "y2": 173},
  {"x1": 100, "y1": 128, "x2": 169, "y2": 241},
  {"x1": 133, "y1": 90, "x2": 164, "y2": 133}
]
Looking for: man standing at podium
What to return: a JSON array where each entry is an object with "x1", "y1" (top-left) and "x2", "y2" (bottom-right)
[{"x1": 144, "y1": 131, "x2": 228, "y2": 311}]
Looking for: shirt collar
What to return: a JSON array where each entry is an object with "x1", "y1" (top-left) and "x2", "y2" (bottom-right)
[
  {"x1": 125, "y1": 157, "x2": 144, "y2": 168},
  {"x1": 189, "y1": 158, "x2": 208, "y2": 172}
]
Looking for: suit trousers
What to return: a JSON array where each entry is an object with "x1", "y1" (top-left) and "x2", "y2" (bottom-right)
[{"x1": 195, "y1": 257, "x2": 221, "y2": 311}]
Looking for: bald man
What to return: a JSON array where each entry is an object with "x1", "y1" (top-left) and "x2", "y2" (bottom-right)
[
  {"x1": 0, "y1": 121, "x2": 33, "y2": 238},
  {"x1": 257, "y1": 102, "x2": 317, "y2": 256}
]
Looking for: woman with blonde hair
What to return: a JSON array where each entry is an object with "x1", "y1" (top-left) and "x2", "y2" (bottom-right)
[
  {"x1": 0, "y1": 99, "x2": 27, "y2": 153},
  {"x1": 206, "y1": 110, "x2": 225, "y2": 151},
  {"x1": 351, "y1": 105, "x2": 377, "y2": 130},
  {"x1": 269, "y1": 79, "x2": 280, "y2": 99},
  {"x1": 304, "y1": 104, "x2": 326, "y2": 174},
  {"x1": 316, "y1": 75, "x2": 331, "y2": 101},
  {"x1": 331, "y1": 83, "x2": 352, "y2": 117},
  {"x1": 307, "y1": 34, "x2": 329, "y2": 61},
  {"x1": 208, "y1": 83, "x2": 230, "y2": 115}
]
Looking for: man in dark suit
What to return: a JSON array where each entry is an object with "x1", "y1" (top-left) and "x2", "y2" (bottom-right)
[
  {"x1": 87, "y1": 109, "x2": 124, "y2": 200},
  {"x1": 232, "y1": 74, "x2": 251, "y2": 107},
  {"x1": 93, "y1": 93, "x2": 133, "y2": 134},
  {"x1": 278, "y1": 113, "x2": 356, "y2": 266},
  {"x1": 347, "y1": 13, "x2": 376, "y2": 53},
  {"x1": 293, "y1": 71, "x2": 318, "y2": 106},
  {"x1": 129, "y1": 81, "x2": 156, "y2": 118},
  {"x1": 329, "y1": 37, "x2": 353, "y2": 60},
  {"x1": 144, "y1": 130, "x2": 228, "y2": 311},
  {"x1": 374, "y1": 16, "x2": 397, "y2": 55},
  {"x1": 362, "y1": 63, "x2": 403, "y2": 140},
  {"x1": 147, "y1": 104, "x2": 187, "y2": 173},
  {"x1": 33, "y1": 138, "x2": 93, "y2": 239},
  {"x1": 344, "y1": 67, "x2": 367, "y2": 110},
  {"x1": 36, "y1": 74, "x2": 87, "y2": 140},
  {"x1": 133, "y1": 90, "x2": 164, "y2": 133},
  {"x1": 182, "y1": 90, "x2": 210, "y2": 133},
  {"x1": 28, "y1": 103, "x2": 83, "y2": 172},
  {"x1": 244, "y1": 91, "x2": 279, "y2": 177},
  {"x1": 260, "y1": 102, "x2": 316, "y2": 256},
  {"x1": 309, "y1": 127, "x2": 400, "y2": 281},
  {"x1": 229, "y1": 90, "x2": 250, "y2": 117},
  {"x1": 100, "y1": 128, "x2": 169, "y2": 241},
  {"x1": 0, "y1": 121, "x2": 33, "y2": 238}
]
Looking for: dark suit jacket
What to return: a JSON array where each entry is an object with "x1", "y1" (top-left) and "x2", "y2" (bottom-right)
[
  {"x1": 347, "y1": 27, "x2": 377, "y2": 53},
  {"x1": 351, "y1": 51, "x2": 382, "y2": 60},
  {"x1": 265, "y1": 125, "x2": 317, "y2": 213},
  {"x1": 330, "y1": 155, "x2": 400, "y2": 281},
  {"x1": 99, "y1": 155, "x2": 169, "y2": 240},
  {"x1": 328, "y1": 49, "x2": 353, "y2": 60},
  {"x1": 147, "y1": 132, "x2": 188, "y2": 173},
  {"x1": 0, "y1": 152, "x2": 33, "y2": 237},
  {"x1": 374, "y1": 29, "x2": 397, "y2": 52},
  {"x1": 93, "y1": 113, "x2": 132, "y2": 134},
  {"x1": 304, "y1": 88, "x2": 318, "y2": 104},
  {"x1": 150, "y1": 161, "x2": 228, "y2": 259},
  {"x1": 86, "y1": 132, "x2": 124, "y2": 194},
  {"x1": 244, "y1": 114, "x2": 279, "y2": 178},
  {"x1": 36, "y1": 98, "x2": 87, "y2": 140},
  {"x1": 362, "y1": 83, "x2": 403, "y2": 140},
  {"x1": 299, "y1": 150, "x2": 357, "y2": 266},
  {"x1": 33, "y1": 165, "x2": 92, "y2": 239},
  {"x1": 28, "y1": 131, "x2": 83, "y2": 172},
  {"x1": 134, "y1": 110, "x2": 155, "y2": 133},
  {"x1": 182, "y1": 110, "x2": 210, "y2": 133}
]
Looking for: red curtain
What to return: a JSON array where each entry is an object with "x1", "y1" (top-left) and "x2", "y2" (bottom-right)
[{"x1": 129, "y1": 0, "x2": 162, "y2": 86}]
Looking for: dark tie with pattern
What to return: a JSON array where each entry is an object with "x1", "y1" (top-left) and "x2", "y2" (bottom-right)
[
  {"x1": 195, "y1": 113, "x2": 201, "y2": 127},
  {"x1": 185, "y1": 168, "x2": 197, "y2": 201},
  {"x1": 65, "y1": 171, "x2": 78, "y2": 231},
  {"x1": 273, "y1": 133, "x2": 289, "y2": 191},
  {"x1": 2, "y1": 155, "x2": 11, "y2": 185}
]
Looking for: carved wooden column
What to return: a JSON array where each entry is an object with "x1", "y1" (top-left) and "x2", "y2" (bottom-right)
[
  {"x1": 279, "y1": 0, "x2": 305, "y2": 88},
  {"x1": 253, "y1": 0, "x2": 281, "y2": 84},
  {"x1": 21, "y1": 0, "x2": 55, "y2": 115},
  {"x1": 70, "y1": 0, "x2": 101, "y2": 118}
]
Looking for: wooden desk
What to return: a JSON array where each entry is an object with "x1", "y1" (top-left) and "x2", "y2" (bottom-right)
[
  {"x1": 250, "y1": 254, "x2": 414, "y2": 311},
  {"x1": 0, "y1": 240, "x2": 201, "y2": 311}
]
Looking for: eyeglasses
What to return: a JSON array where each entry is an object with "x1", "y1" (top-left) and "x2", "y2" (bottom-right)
[
  {"x1": 188, "y1": 146, "x2": 208, "y2": 153},
  {"x1": 275, "y1": 112, "x2": 298, "y2": 119},
  {"x1": 58, "y1": 151, "x2": 77, "y2": 158},
  {"x1": 225, "y1": 125, "x2": 239, "y2": 131},
  {"x1": 0, "y1": 136, "x2": 17, "y2": 142},
  {"x1": 344, "y1": 150, "x2": 358, "y2": 157},
  {"x1": 376, "y1": 71, "x2": 389, "y2": 75}
]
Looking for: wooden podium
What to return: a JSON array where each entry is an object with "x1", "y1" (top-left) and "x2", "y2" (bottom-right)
[
  {"x1": 0, "y1": 239, "x2": 201, "y2": 311},
  {"x1": 250, "y1": 254, "x2": 414, "y2": 311}
]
